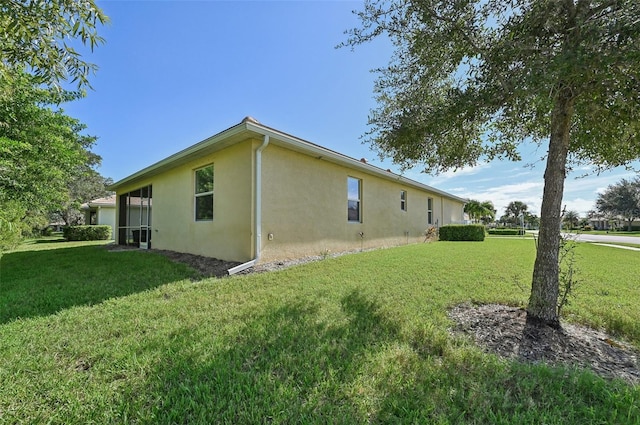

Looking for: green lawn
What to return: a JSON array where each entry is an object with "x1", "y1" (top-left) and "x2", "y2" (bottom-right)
[
  {"x1": 1, "y1": 239, "x2": 639, "y2": 424},
  {"x1": 573, "y1": 230, "x2": 640, "y2": 237}
]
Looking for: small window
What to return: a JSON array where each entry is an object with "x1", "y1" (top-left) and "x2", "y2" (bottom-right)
[
  {"x1": 347, "y1": 177, "x2": 361, "y2": 222},
  {"x1": 195, "y1": 165, "x2": 214, "y2": 221},
  {"x1": 400, "y1": 190, "x2": 407, "y2": 211},
  {"x1": 427, "y1": 197, "x2": 433, "y2": 225}
]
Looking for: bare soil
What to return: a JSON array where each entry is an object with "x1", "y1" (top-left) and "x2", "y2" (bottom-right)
[
  {"x1": 449, "y1": 303, "x2": 640, "y2": 385},
  {"x1": 105, "y1": 244, "x2": 240, "y2": 278}
]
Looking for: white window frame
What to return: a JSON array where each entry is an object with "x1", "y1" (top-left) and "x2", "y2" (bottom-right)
[
  {"x1": 427, "y1": 197, "x2": 434, "y2": 225},
  {"x1": 401, "y1": 190, "x2": 407, "y2": 211},
  {"x1": 194, "y1": 164, "x2": 214, "y2": 221},
  {"x1": 347, "y1": 176, "x2": 362, "y2": 223}
]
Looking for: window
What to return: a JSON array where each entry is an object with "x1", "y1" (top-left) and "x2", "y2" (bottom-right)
[
  {"x1": 427, "y1": 197, "x2": 433, "y2": 225},
  {"x1": 195, "y1": 165, "x2": 214, "y2": 221},
  {"x1": 400, "y1": 190, "x2": 407, "y2": 211},
  {"x1": 347, "y1": 177, "x2": 361, "y2": 222}
]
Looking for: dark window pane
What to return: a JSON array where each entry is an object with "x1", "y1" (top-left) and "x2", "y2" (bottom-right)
[
  {"x1": 196, "y1": 194, "x2": 213, "y2": 221},
  {"x1": 348, "y1": 200, "x2": 360, "y2": 222}
]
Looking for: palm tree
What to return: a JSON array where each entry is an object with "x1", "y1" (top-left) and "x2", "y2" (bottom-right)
[
  {"x1": 464, "y1": 200, "x2": 483, "y2": 223},
  {"x1": 479, "y1": 201, "x2": 496, "y2": 224},
  {"x1": 562, "y1": 210, "x2": 580, "y2": 230},
  {"x1": 465, "y1": 200, "x2": 496, "y2": 224},
  {"x1": 503, "y1": 201, "x2": 529, "y2": 227}
]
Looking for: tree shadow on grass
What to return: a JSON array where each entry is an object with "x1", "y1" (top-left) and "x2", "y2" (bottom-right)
[
  {"x1": 135, "y1": 291, "x2": 640, "y2": 424},
  {"x1": 34, "y1": 238, "x2": 67, "y2": 244},
  {"x1": 121, "y1": 290, "x2": 402, "y2": 424},
  {"x1": 0, "y1": 245, "x2": 197, "y2": 324}
]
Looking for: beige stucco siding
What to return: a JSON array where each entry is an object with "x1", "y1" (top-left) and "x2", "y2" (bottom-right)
[
  {"x1": 115, "y1": 140, "x2": 254, "y2": 262},
  {"x1": 259, "y1": 144, "x2": 464, "y2": 262}
]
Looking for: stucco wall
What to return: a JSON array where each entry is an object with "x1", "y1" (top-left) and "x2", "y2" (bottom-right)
[
  {"x1": 97, "y1": 207, "x2": 116, "y2": 239},
  {"x1": 115, "y1": 140, "x2": 254, "y2": 262},
  {"x1": 115, "y1": 137, "x2": 465, "y2": 264},
  {"x1": 259, "y1": 144, "x2": 465, "y2": 262}
]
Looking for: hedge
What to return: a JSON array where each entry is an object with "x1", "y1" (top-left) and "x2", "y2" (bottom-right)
[
  {"x1": 63, "y1": 225, "x2": 112, "y2": 241},
  {"x1": 439, "y1": 224, "x2": 485, "y2": 241},
  {"x1": 487, "y1": 228, "x2": 525, "y2": 235}
]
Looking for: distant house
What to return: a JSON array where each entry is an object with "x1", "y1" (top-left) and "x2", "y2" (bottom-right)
[
  {"x1": 81, "y1": 195, "x2": 117, "y2": 239},
  {"x1": 588, "y1": 216, "x2": 640, "y2": 231},
  {"x1": 109, "y1": 117, "x2": 467, "y2": 272}
]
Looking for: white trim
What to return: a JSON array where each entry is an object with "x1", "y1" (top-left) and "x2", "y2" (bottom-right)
[
  {"x1": 347, "y1": 176, "x2": 362, "y2": 223},
  {"x1": 228, "y1": 134, "x2": 270, "y2": 275},
  {"x1": 110, "y1": 118, "x2": 467, "y2": 205},
  {"x1": 194, "y1": 164, "x2": 214, "y2": 222}
]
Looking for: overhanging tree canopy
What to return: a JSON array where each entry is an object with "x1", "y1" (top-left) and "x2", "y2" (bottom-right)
[
  {"x1": 0, "y1": 0, "x2": 107, "y2": 249},
  {"x1": 0, "y1": 0, "x2": 108, "y2": 90},
  {"x1": 0, "y1": 69, "x2": 100, "y2": 249},
  {"x1": 344, "y1": 0, "x2": 640, "y2": 327}
]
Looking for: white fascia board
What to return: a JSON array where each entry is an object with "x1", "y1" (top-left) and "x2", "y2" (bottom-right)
[
  {"x1": 245, "y1": 122, "x2": 468, "y2": 204},
  {"x1": 108, "y1": 123, "x2": 249, "y2": 191},
  {"x1": 109, "y1": 118, "x2": 468, "y2": 205}
]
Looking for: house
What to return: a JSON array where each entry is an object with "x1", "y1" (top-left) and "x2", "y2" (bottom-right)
[
  {"x1": 81, "y1": 195, "x2": 117, "y2": 239},
  {"x1": 588, "y1": 216, "x2": 640, "y2": 231},
  {"x1": 109, "y1": 117, "x2": 467, "y2": 273}
]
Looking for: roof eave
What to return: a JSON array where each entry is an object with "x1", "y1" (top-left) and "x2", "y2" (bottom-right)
[
  {"x1": 108, "y1": 121, "x2": 252, "y2": 190},
  {"x1": 244, "y1": 121, "x2": 468, "y2": 203},
  {"x1": 109, "y1": 118, "x2": 467, "y2": 204}
]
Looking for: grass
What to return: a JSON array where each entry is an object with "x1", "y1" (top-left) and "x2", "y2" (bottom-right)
[
  {"x1": 1, "y1": 239, "x2": 639, "y2": 424},
  {"x1": 588, "y1": 242, "x2": 640, "y2": 248},
  {"x1": 574, "y1": 230, "x2": 640, "y2": 237}
]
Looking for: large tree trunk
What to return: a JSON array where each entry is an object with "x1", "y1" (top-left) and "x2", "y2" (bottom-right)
[{"x1": 527, "y1": 89, "x2": 574, "y2": 329}]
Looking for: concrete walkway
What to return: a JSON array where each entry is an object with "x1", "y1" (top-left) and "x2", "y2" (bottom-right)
[{"x1": 591, "y1": 243, "x2": 640, "y2": 251}]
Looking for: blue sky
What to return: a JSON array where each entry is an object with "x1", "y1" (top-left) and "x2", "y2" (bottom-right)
[{"x1": 64, "y1": 0, "x2": 637, "y2": 217}]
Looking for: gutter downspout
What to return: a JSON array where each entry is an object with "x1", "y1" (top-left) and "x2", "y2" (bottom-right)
[{"x1": 228, "y1": 134, "x2": 270, "y2": 275}]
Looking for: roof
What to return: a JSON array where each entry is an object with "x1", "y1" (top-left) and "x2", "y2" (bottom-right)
[
  {"x1": 80, "y1": 195, "x2": 117, "y2": 209},
  {"x1": 109, "y1": 117, "x2": 467, "y2": 203}
]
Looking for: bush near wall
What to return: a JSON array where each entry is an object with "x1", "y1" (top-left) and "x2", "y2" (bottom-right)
[
  {"x1": 439, "y1": 225, "x2": 485, "y2": 241},
  {"x1": 487, "y1": 228, "x2": 525, "y2": 236},
  {"x1": 63, "y1": 225, "x2": 111, "y2": 241}
]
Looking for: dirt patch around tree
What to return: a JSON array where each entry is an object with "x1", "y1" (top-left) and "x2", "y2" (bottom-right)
[{"x1": 449, "y1": 303, "x2": 640, "y2": 385}]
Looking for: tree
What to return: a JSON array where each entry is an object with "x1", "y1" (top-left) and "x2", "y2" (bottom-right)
[
  {"x1": 563, "y1": 210, "x2": 580, "y2": 230},
  {"x1": 478, "y1": 200, "x2": 496, "y2": 224},
  {"x1": 344, "y1": 0, "x2": 640, "y2": 327},
  {"x1": 499, "y1": 201, "x2": 529, "y2": 226},
  {"x1": 595, "y1": 178, "x2": 640, "y2": 231},
  {"x1": 524, "y1": 213, "x2": 540, "y2": 229},
  {"x1": 52, "y1": 167, "x2": 113, "y2": 226},
  {"x1": 0, "y1": 69, "x2": 99, "y2": 247},
  {"x1": 0, "y1": 0, "x2": 108, "y2": 90},
  {"x1": 465, "y1": 199, "x2": 496, "y2": 224}
]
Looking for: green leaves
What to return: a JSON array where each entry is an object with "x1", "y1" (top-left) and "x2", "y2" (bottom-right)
[
  {"x1": 0, "y1": 0, "x2": 108, "y2": 90},
  {"x1": 345, "y1": 0, "x2": 640, "y2": 172},
  {"x1": 595, "y1": 178, "x2": 640, "y2": 229},
  {"x1": 0, "y1": 68, "x2": 100, "y2": 244}
]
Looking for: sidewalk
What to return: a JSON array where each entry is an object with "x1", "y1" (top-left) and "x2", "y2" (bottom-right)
[{"x1": 591, "y1": 243, "x2": 640, "y2": 252}]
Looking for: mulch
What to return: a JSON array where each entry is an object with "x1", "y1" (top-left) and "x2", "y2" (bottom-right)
[{"x1": 449, "y1": 303, "x2": 640, "y2": 385}]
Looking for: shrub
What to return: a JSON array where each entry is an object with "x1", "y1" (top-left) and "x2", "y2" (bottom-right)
[
  {"x1": 439, "y1": 225, "x2": 485, "y2": 241},
  {"x1": 487, "y1": 229, "x2": 525, "y2": 235},
  {"x1": 63, "y1": 225, "x2": 111, "y2": 241}
]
